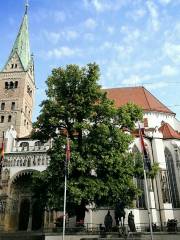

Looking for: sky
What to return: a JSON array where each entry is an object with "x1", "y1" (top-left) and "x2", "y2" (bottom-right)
[{"x1": 0, "y1": 0, "x2": 180, "y2": 121}]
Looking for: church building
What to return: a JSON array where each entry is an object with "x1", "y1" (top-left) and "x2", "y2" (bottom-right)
[{"x1": 0, "y1": 4, "x2": 180, "y2": 232}]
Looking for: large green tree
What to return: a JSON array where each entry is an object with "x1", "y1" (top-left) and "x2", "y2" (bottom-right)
[{"x1": 32, "y1": 63, "x2": 143, "y2": 221}]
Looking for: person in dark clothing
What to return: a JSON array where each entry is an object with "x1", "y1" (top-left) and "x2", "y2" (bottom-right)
[{"x1": 104, "y1": 210, "x2": 113, "y2": 232}]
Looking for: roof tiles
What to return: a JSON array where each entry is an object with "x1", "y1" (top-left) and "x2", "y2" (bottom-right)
[
  {"x1": 159, "y1": 122, "x2": 180, "y2": 139},
  {"x1": 104, "y1": 86, "x2": 174, "y2": 114}
]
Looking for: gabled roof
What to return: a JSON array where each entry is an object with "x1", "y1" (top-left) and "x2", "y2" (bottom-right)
[
  {"x1": 104, "y1": 86, "x2": 174, "y2": 114},
  {"x1": 159, "y1": 122, "x2": 180, "y2": 139},
  {"x1": 2, "y1": 7, "x2": 31, "y2": 71}
]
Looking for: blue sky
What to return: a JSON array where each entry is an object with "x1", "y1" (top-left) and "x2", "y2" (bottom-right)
[{"x1": 0, "y1": 0, "x2": 180, "y2": 121}]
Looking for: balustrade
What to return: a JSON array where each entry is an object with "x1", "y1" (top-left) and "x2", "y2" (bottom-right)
[{"x1": 3, "y1": 152, "x2": 50, "y2": 168}]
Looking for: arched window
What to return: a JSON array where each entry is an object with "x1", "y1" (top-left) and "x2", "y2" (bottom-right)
[
  {"x1": 20, "y1": 142, "x2": 29, "y2": 151},
  {"x1": 11, "y1": 102, "x2": 15, "y2": 110},
  {"x1": 0, "y1": 116, "x2": 4, "y2": 123},
  {"x1": 5, "y1": 82, "x2": 9, "y2": 89},
  {"x1": 165, "y1": 147, "x2": 180, "y2": 208},
  {"x1": 15, "y1": 81, "x2": 18, "y2": 88},
  {"x1": 9, "y1": 81, "x2": 14, "y2": 89},
  {"x1": 1, "y1": 103, "x2": 5, "y2": 110},
  {"x1": 8, "y1": 115, "x2": 12, "y2": 122},
  {"x1": 132, "y1": 144, "x2": 146, "y2": 208}
]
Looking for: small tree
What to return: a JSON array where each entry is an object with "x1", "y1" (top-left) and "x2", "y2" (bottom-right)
[{"x1": 32, "y1": 63, "x2": 143, "y2": 221}]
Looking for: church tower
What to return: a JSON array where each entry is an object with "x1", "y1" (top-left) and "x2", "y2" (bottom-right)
[{"x1": 0, "y1": 4, "x2": 35, "y2": 142}]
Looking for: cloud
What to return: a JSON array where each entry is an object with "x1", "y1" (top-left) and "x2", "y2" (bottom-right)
[
  {"x1": 121, "y1": 27, "x2": 141, "y2": 44},
  {"x1": 84, "y1": 18, "x2": 97, "y2": 29},
  {"x1": 53, "y1": 11, "x2": 66, "y2": 22},
  {"x1": 107, "y1": 26, "x2": 115, "y2": 34},
  {"x1": 161, "y1": 65, "x2": 178, "y2": 76},
  {"x1": 144, "y1": 82, "x2": 168, "y2": 90},
  {"x1": 164, "y1": 42, "x2": 180, "y2": 64},
  {"x1": 43, "y1": 30, "x2": 79, "y2": 44},
  {"x1": 122, "y1": 74, "x2": 142, "y2": 85},
  {"x1": 146, "y1": 1, "x2": 160, "y2": 31},
  {"x1": 43, "y1": 31, "x2": 61, "y2": 44},
  {"x1": 126, "y1": 8, "x2": 146, "y2": 21},
  {"x1": 100, "y1": 41, "x2": 134, "y2": 56},
  {"x1": 83, "y1": 0, "x2": 127, "y2": 12},
  {"x1": 101, "y1": 61, "x2": 125, "y2": 87},
  {"x1": 66, "y1": 30, "x2": 79, "y2": 40},
  {"x1": 32, "y1": 9, "x2": 66, "y2": 23},
  {"x1": 158, "y1": 0, "x2": 172, "y2": 5},
  {"x1": 47, "y1": 47, "x2": 82, "y2": 59},
  {"x1": 84, "y1": 33, "x2": 95, "y2": 41}
]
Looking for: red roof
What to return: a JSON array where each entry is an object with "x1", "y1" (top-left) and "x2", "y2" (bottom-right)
[
  {"x1": 104, "y1": 86, "x2": 174, "y2": 114},
  {"x1": 159, "y1": 122, "x2": 180, "y2": 139}
]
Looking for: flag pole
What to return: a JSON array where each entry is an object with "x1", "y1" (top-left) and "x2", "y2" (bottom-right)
[
  {"x1": 62, "y1": 132, "x2": 70, "y2": 240},
  {"x1": 62, "y1": 167, "x2": 67, "y2": 240},
  {"x1": 143, "y1": 168, "x2": 153, "y2": 240},
  {"x1": 138, "y1": 125, "x2": 153, "y2": 240}
]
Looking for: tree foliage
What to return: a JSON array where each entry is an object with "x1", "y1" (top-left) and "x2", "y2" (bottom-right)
[{"x1": 32, "y1": 63, "x2": 143, "y2": 217}]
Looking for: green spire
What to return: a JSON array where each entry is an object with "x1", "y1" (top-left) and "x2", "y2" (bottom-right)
[{"x1": 3, "y1": 6, "x2": 31, "y2": 71}]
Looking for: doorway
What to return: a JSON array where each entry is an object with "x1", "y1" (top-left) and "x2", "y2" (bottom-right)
[{"x1": 18, "y1": 198, "x2": 30, "y2": 230}]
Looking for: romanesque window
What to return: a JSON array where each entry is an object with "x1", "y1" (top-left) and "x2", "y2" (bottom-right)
[
  {"x1": 24, "y1": 119, "x2": 26, "y2": 126},
  {"x1": 8, "y1": 115, "x2": 12, "y2": 122},
  {"x1": 0, "y1": 116, "x2": 4, "y2": 123},
  {"x1": 165, "y1": 147, "x2": 180, "y2": 208},
  {"x1": 5, "y1": 82, "x2": 9, "y2": 89},
  {"x1": 15, "y1": 81, "x2": 18, "y2": 88},
  {"x1": 4, "y1": 81, "x2": 18, "y2": 89},
  {"x1": 11, "y1": 102, "x2": 15, "y2": 110},
  {"x1": 9, "y1": 81, "x2": 14, "y2": 89},
  {"x1": 11, "y1": 64, "x2": 14, "y2": 68},
  {"x1": 27, "y1": 85, "x2": 32, "y2": 97},
  {"x1": 15, "y1": 64, "x2": 17, "y2": 68},
  {"x1": 1, "y1": 103, "x2": 5, "y2": 110}
]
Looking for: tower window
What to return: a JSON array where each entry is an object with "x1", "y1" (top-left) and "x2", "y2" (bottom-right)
[
  {"x1": 15, "y1": 81, "x2": 18, "y2": 88},
  {"x1": 24, "y1": 119, "x2": 26, "y2": 126},
  {"x1": 5, "y1": 82, "x2": 9, "y2": 89},
  {"x1": 0, "y1": 116, "x2": 4, "y2": 123},
  {"x1": 8, "y1": 115, "x2": 12, "y2": 122},
  {"x1": 1, "y1": 103, "x2": 5, "y2": 110},
  {"x1": 27, "y1": 122, "x2": 29, "y2": 129},
  {"x1": 9, "y1": 81, "x2": 14, "y2": 89},
  {"x1": 11, "y1": 64, "x2": 14, "y2": 69},
  {"x1": 11, "y1": 102, "x2": 15, "y2": 110},
  {"x1": 15, "y1": 64, "x2": 17, "y2": 68}
]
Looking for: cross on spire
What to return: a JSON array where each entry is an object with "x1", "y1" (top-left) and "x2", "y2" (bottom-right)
[{"x1": 25, "y1": 0, "x2": 29, "y2": 14}]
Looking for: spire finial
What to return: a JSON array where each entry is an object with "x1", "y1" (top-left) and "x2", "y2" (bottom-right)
[{"x1": 25, "y1": 0, "x2": 29, "y2": 14}]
